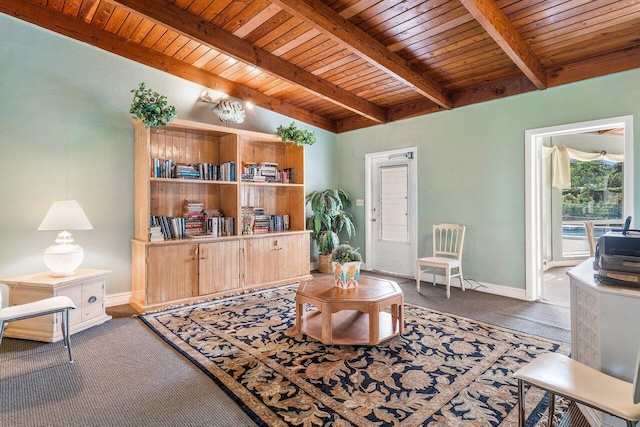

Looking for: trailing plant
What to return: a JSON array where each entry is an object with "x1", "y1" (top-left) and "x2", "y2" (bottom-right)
[
  {"x1": 306, "y1": 189, "x2": 355, "y2": 256},
  {"x1": 331, "y1": 244, "x2": 362, "y2": 264},
  {"x1": 276, "y1": 122, "x2": 316, "y2": 146},
  {"x1": 130, "y1": 82, "x2": 177, "y2": 128}
]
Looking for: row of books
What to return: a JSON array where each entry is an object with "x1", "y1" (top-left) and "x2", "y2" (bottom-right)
[
  {"x1": 149, "y1": 215, "x2": 236, "y2": 240},
  {"x1": 241, "y1": 161, "x2": 294, "y2": 184},
  {"x1": 242, "y1": 207, "x2": 290, "y2": 234},
  {"x1": 151, "y1": 158, "x2": 235, "y2": 182},
  {"x1": 150, "y1": 215, "x2": 195, "y2": 240}
]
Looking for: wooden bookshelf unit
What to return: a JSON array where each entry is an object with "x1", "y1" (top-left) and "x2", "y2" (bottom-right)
[{"x1": 130, "y1": 119, "x2": 312, "y2": 312}]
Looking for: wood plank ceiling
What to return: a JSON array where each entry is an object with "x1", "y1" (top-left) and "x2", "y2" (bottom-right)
[{"x1": 2, "y1": 0, "x2": 640, "y2": 133}]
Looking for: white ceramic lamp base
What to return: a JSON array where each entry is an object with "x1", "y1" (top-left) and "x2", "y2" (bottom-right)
[{"x1": 43, "y1": 231, "x2": 84, "y2": 277}]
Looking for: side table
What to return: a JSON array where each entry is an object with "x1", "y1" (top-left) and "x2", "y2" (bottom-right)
[{"x1": 2, "y1": 268, "x2": 112, "y2": 342}]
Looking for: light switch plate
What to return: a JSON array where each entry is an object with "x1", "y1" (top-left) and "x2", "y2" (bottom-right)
[{"x1": 356, "y1": 199, "x2": 364, "y2": 206}]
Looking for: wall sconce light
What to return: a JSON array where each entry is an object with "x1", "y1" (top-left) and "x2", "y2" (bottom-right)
[{"x1": 38, "y1": 200, "x2": 93, "y2": 277}]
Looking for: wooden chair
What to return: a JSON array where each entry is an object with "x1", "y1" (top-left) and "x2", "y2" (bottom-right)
[
  {"x1": 0, "y1": 292, "x2": 76, "y2": 363},
  {"x1": 512, "y1": 350, "x2": 640, "y2": 427},
  {"x1": 416, "y1": 223, "x2": 466, "y2": 299}
]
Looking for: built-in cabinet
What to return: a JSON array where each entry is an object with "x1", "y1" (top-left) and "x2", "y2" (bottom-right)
[{"x1": 130, "y1": 119, "x2": 312, "y2": 312}]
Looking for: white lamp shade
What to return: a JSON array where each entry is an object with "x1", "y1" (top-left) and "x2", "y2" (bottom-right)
[{"x1": 38, "y1": 200, "x2": 93, "y2": 231}]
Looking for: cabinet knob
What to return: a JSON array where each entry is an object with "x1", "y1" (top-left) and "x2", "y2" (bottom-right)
[{"x1": 88, "y1": 295, "x2": 97, "y2": 304}]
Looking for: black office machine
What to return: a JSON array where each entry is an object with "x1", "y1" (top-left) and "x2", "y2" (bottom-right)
[{"x1": 594, "y1": 217, "x2": 640, "y2": 287}]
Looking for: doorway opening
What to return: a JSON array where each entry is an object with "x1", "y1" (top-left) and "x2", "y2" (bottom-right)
[
  {"x1": 365, "y1": 147, "x2": 417, "y2": 278},
  {"x1": 525, "y1": 116, "x2": 634, "y2": 302}
]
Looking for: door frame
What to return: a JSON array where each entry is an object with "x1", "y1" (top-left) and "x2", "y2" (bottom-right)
[
  {"x1": 525, "y1": 115, "x2": 634, "y2": 301},
  {"x1": 364, "y1": 147, "x2": 418, "y2": 276}
]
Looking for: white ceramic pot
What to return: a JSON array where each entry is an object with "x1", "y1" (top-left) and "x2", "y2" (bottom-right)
[{"x1": 333, "y1": 261, "x2": 361, "y2": 289}]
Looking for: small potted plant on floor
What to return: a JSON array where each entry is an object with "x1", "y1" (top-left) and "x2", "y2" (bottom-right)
[
  {"x1": 331, "y1": 244, "x2": 362, "y2": 289},
  {"x1": 306, "y1": 189, "x2": 356, "y2": 273}
]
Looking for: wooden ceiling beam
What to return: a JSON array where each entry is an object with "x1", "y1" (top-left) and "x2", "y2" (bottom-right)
[
  {"x1": 459, "y1": 0, "x2": 547, "y2": 90},
  {"x1": 547, "y1": 45, "x2": 640, "y2": 87},
  {"x1": 112, "y1": 0, "x2": 387, "y2": 124},
  {"x1": 0, "y1": 0, "x2": 337, "y2": 132},
  {"x1": 271, "y1": 0, "x2": 453, "y2": 110}
]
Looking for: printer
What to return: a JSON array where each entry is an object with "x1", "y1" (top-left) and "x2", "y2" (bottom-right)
[{"x1": 594, "y1": 220, "x2": 640, "y2": 287}]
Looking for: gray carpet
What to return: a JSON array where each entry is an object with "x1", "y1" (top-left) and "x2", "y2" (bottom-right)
[{"x1": 1, "y1": 272, "x2": 572, "y2": 426}]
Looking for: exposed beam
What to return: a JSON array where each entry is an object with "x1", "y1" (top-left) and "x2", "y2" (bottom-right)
[
  {"x1": 452, "y1": 75, "x2": 538, "y2": 108},
  {"x1": 271, "y1": 0, "x2": 453, "y2": 110},
  {"x1": 547, "y1": 45, "x2": 640, "y2": 88},
  {"x1": 459, "y1": 0, "x2": 547, "y2": 90},
  {"x1": 0, "y1": 0, "x2": 337, "y2": 132},
  {"x1": 336, "y1": 115, "x2": 378, "y2": 133},
  {"x1": 112, "y1": 0, "x2": 387, "y2": 124},
  {"x1": 386, "y1": 99, "x2": 443, "y2": 122}
]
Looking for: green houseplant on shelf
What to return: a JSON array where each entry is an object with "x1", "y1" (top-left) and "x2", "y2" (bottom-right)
[
  {"x1": 331, "y1": 244, "x2": 362, "y2": 288},
  {"x1": 130, "y1": 82, "x2": 177, "y2": 128},
  {"x1": 276, "y1": 122, "x2": 316, "y2": 146},
  {"x1": 306, "y1": 189, "x2": 355, "y2": 273}
]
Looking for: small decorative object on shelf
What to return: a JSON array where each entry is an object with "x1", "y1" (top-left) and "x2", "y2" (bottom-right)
[
  {"x1": 331, "y1": 244, "x2": 362, "y2": 289},
  {"x1": 276, "y1": 122, "x2": 316, "y2": 146},
  {"x1": 130, "y1": 82, "x2": 177, "y2": 128}
]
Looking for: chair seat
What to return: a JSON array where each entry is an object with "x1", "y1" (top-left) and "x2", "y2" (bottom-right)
[
  {"x1": 513, "y1": 352, "x2": 640, "y2": 421},
  {"x1": 0, "y1": 296, "x2": 76, "y2": 322},
  {"x1": 417, "y1": 256, "x2": 460, "y2": 269}
]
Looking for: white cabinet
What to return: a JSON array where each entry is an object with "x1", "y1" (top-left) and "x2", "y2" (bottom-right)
[{"x1": 2, "y1": 269, "x2": 111, "y2": 342}]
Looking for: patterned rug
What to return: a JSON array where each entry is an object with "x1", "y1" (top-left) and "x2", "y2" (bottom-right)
[{"x1": 140, "y1": 285, "x2": 570, "y2": 427}]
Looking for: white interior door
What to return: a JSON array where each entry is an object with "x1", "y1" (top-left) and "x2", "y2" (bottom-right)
[{"x1": 366, "y1": 148, "x2": 417, "y2": 277}]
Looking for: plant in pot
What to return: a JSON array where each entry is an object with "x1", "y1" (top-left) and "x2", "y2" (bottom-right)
[
  {"x1": 130, "y1": 82, "x2": 177, "y2": 128},
  {"x1": 276, "y1": 122, "x2": 316, "y2": 146},
  {"x1": 331, "y1": 244, "x2": 363, "y2": 289},
  {"x1": 306, "y1": 189, "x2": 355, "y2": 273}
]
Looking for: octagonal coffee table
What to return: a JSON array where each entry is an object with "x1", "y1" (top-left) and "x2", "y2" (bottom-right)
[{"x1": 294, "y1": 275, "x2": 405, "y2": 345}]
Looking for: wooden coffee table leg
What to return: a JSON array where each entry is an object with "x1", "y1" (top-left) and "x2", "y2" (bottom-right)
[
  {"x1": 369, "y1": 302, "x2": 380, "y2": 345},
  {"x1": 294, "y1": 295, "x2": 303, "y2": 333},
  {"x1": 321, "y1": 302, "x2": 332, "y2": 344}
]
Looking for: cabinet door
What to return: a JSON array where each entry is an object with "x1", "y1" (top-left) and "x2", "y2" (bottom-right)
[
  {"x1": 245, "y1": 234, "x2": 309, "y2": 286},
  {"x1": 198, "y1": 240, "x2": 241, "y2": 295},
  {"x1": 147, "y1": 244, "x2": 199, "y2": 304},
  {"x1": 279, "y1": 233, "x2": 310, "y2": 278}
]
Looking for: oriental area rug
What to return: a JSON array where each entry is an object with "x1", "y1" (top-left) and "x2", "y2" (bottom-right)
[{"x1": 139, "y1": 285, "x2": 570, "y2": 427}]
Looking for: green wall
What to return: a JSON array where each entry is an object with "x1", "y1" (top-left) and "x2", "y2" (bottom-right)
[
  {"x1": 0, "y1": 14, "x2": 336, "y2": 297},
  {"x1": 1, "y1": 11, "x2": 638, "y2": 297},
  {"x1": 337, "y1": 69, "x2": 640, "y2": 289}
]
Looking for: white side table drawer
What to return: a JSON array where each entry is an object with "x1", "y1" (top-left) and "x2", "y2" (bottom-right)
[{"x1": 81, "y1": 278, "x2": 105, "y2": 322}]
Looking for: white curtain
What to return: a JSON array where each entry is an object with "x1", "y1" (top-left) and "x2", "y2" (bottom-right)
[{"x1": 542, "y1": 145, "x2": 623, "y2": 189}]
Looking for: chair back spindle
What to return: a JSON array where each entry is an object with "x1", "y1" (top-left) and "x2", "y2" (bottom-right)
[{"x1": 433, "y1": 223, "x2": 465, "y2": 260}]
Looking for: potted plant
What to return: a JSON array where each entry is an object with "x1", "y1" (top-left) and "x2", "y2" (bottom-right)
[
  {"x1": 130, "y1": 82, "x2": 177, "y2": 128},
  {"x1": 306, "y1": 189, "x2": 355, "y2": 273},
  {"x1": 331, "y1": 244, "x2": 362, "y2": 288},
  {"x1": 276, "y1": 122, "x2": 316, "y2": 146}
]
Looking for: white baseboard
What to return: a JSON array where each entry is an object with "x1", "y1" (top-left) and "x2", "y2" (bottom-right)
[
  {"x1": 417, "y1": 272, "x2": 528, "y2": 300},
  {"x1": 106, "y1": 292, "x2": 131, "y2": 307}
]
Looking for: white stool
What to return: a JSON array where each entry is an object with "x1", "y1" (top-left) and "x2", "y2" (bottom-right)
[
  {"x1": 512, "y1": 351, "x2": 640, "y2": 427},
  {"x1": 0, "y1": 294, "x2": 76, "y2": 363}
]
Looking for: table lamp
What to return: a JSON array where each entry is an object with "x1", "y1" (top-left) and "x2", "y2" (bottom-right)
[{"x1": 38, "y1": 200, "x2": 93, "y2": 277}]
